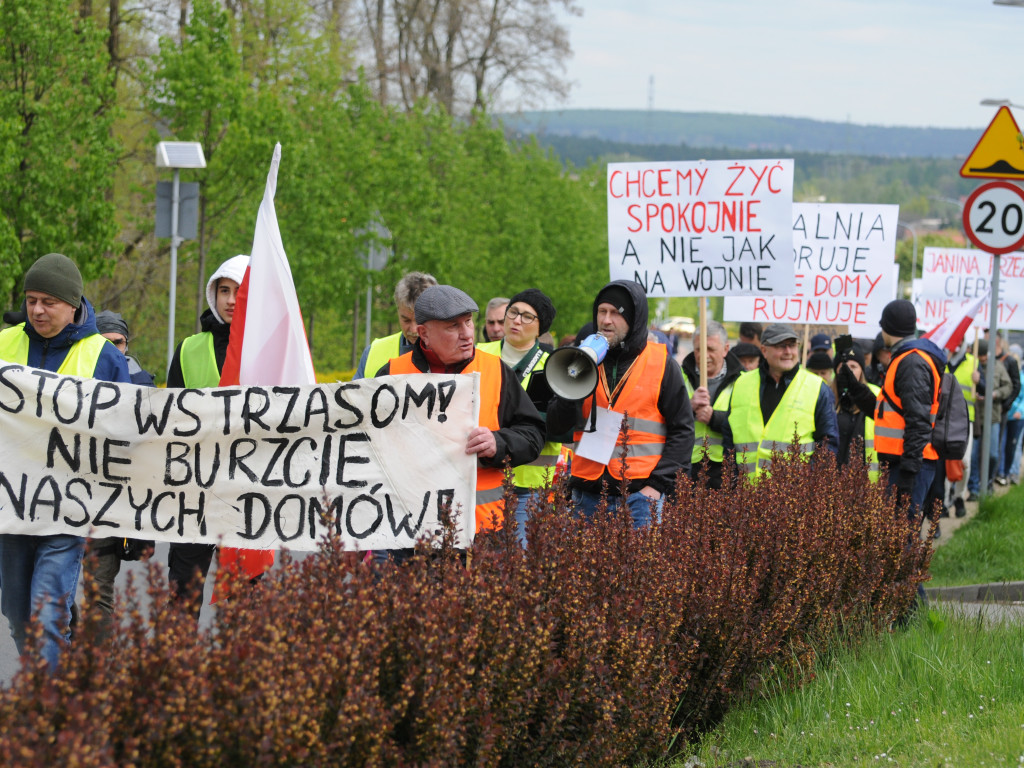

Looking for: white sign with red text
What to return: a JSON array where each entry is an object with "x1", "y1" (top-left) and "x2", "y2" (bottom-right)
[
  {"x1": 607, "y1": 159, "x2": 794, "y2": 297},
  {"x1": 724, "y1": 203, "x2": 898, "y2": 333},
  {"x1": 914, "y1": 246, "x2": 1024, "y2": 330}
]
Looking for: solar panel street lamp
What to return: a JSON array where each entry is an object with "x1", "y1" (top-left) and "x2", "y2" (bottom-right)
[{"x1": 156, "y1": 141, "x2": 206, "y2": 373}]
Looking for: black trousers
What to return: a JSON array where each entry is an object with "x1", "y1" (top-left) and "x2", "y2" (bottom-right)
[{"x1": 167, "y1": 542, "x2": 216, "y2": 621}]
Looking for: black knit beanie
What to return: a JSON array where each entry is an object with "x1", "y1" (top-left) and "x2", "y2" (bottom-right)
[
  {"x1": 95, "y1": 310, "x2": 130, "y2": 339},
  {"x1": 508, "y1": 288, "x2": 556, "y2": 335},
  {"x1": 806, "y1": 351, "x2": 833, "y2": 372},
  {"x1": 24, "y1": 253, "x2": 83, "y2": 309},
  {"x1": 595, "y1": 284, "x2": 635, "y2": 328},
  {"x1": 833, "y1": 346, "x2": 866, "y2": 372},
  {"x1": 879, "y1": 299, "x2": 917, "y2": 338}
]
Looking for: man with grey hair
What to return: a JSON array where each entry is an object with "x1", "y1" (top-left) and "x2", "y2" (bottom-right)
[
  {"x1": 682, "y1": 320, "x2": 743, "y2": 489},
  {"x1": 354, "y1": 270, "x2": 437, "y2": 379},
  {"x1": 482, "y1": 296, "x2": 510, "y2": 342}
]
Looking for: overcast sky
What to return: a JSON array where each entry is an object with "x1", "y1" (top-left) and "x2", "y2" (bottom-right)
[{"x1": 555, "y1": 0, "x2": 1023, "y2": 130}]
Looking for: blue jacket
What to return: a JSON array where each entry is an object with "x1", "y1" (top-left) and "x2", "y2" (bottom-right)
[{"x1": 19, "y1": 297, "x2": 130, "y2": 384}]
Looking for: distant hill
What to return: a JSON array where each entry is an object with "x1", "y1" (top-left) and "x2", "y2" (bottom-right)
[{"x1": 499, "y1": 109, "x2": 979, "y2": 159}]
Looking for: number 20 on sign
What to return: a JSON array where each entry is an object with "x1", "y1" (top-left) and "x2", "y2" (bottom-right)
[{"x1": 963, "y1": 180, "x2": 1024, "y2": 255}]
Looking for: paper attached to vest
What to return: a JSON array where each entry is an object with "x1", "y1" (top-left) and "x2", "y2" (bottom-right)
[
  {"x1": 575, "y1": 407, "x2": 625, "y2": 464},
  {"x1": 0, "y1": 365, "x2": 480, "y2": 551}
]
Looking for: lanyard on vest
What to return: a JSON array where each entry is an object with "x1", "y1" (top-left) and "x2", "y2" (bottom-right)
[
  {"x1": 513, "y1": 343, "x2": 545, "y2": 383},
  {"x1": 586, "y1": 353, "x2": 643, "y2": 434}
]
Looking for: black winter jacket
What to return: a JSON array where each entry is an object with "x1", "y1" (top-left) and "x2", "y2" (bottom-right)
[{"x1": 546, "y1": 280, "x2": 694, "y2": 497}]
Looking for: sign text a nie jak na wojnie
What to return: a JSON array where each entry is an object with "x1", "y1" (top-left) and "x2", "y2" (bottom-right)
[
  {"x1": 606, "y1": 159, "x2": 795, "y2": 297},
  {"x1": 0, "y1": 366, "x2": 479, "y2": 551}
]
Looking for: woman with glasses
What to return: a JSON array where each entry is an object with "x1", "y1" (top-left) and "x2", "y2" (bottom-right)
[{"x1": 478, "y1": 288, "x2": 559, "y2": 546}]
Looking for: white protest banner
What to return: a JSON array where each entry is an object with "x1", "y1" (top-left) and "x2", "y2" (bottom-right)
[
  {"x1": 0, "y1": 368, "x2": 478, "y2": 551},
  {"x1": 915, "y1": 246, "x2": 1024, "y2": 330},
  {"x1": 607, "y1": 159, "x2": 794, "y2": 296},
  {"x1": 723, "y1": 203, "x2": 898, "y2": 333}
]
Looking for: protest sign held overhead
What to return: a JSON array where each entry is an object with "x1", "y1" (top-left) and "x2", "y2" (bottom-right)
[
  {"x1": 724, "y1": 203, "x2": 898, "y2": 333},
  {"x1": 0, "y1": 368, "x2": 479, "y2": 551},
  {"x1": 607, "y1": 159, "x2": 794, "y2": 296},
  {"x1": 916, "y1": 246, "x2": 1024, "y2": 330}
]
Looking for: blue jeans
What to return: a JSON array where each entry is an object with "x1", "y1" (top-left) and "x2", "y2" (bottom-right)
[
  {"x1": 570, "y1": 488, "x2": 662, "y2": 528},
  {"x1": 1001, "y1": 417, "x2": 1024, "y2": 478},
  {"x1": 969, "y1": 422, "x2": 1000, "y2": 493},
  {"x1": 886, "y1": 460, "x2": 938, "y2": 519},
  {"x1": 0, "y1": 533, "x2": 85, "y2": 671},
  {"x1": 514, "y1": 491, "x2": 533, "y2": 547}
]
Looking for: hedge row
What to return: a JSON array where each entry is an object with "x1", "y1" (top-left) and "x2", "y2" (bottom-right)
[{"x1": 0, "y1": 450, "x2": 929, "y2": 766}]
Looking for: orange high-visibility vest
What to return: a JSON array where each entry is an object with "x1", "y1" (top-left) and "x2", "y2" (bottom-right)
[
  {"x1": 874, "y1": 348, "x2": 940, "y2": 461},
  {"x1": 572, "y1": 343, "x2": 668, "y2": 482},
  {"x1": 390, "y1": 349, "x2": 504, "y2": 532}
]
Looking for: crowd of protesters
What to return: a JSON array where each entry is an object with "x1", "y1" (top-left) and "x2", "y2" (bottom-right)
[{"x1": 0, "y1": 252, "x2": 1005, "y2": 671}]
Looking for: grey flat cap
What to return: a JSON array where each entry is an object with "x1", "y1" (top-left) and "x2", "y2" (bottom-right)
[
  {"x1": 415, "y1": 285, "x2": 479, "y2": 324},
  {"x1": 760, "y1": 323, "x2": 799, "y2": 346}
]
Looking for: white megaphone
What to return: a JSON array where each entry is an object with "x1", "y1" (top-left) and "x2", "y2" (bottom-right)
[{"x1": 545, "y1": 333, "x2": 609, "y2": 400}]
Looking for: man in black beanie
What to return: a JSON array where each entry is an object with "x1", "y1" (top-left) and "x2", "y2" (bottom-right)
[
  {"x1": 872, "y1": 299, "x2": 947, "y2": 516},
  {"x1": 547, "y1": 279, "x2": 693, "y2": 528}
]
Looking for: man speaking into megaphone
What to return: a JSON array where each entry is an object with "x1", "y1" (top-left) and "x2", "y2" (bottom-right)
[{"x1": 546, "y1": 280, "x2": 694, "y2": 528}]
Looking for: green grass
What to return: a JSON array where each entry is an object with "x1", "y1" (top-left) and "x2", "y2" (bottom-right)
[
  {"x1": 685, "y1": 607, "x2": 1024, "y2": 767},
  {"x1": 929, "y1": 483, "x2": 1024, "y2": 587}
]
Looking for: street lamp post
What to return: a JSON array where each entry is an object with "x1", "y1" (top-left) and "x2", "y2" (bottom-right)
[
  {"x1": 156, "y1": 142, "x2": 206, "y2": 373},
  {"x1": 980, "y1": 98, "x2": 1024, "y2": 108}
]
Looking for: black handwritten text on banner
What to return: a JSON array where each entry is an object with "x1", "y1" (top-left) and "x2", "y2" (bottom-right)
[
  {"x1": 606, "y1": 159, "x2": 795, "y2": 297},
  {"x1": 0, "y1": 368, "x2": 479, "y2": 551}
]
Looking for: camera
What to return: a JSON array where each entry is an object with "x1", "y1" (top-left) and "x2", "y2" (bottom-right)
[{"x1": 834, "y1": 334, "x2": 855, "y2": 364}]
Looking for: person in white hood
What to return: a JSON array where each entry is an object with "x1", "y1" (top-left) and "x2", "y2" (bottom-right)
[{"x1": 165, "y1": 254, "x2": 249, "y2": 620}]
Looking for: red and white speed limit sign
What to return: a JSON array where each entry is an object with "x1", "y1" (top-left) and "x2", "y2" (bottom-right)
[{"x1": 963, "y1": 181, "x2": 1024, "y2": 254}]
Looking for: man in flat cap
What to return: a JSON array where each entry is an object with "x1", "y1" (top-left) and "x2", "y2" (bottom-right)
[
  {"x1": 0, "y1": 252, "x2": 130, "y2": 670},
  {"x1": 477, "y1": 288, "x2": 560, "y2": 544},
  {"x1": 547, "y1": 279, "x2": 694, "y2": 527},
  {"x1": 723, "y1": 322, "x2": 838, "y2": 480},
  {"x1": 376, "y1": 284, "x2": 545, "y2": 542}
]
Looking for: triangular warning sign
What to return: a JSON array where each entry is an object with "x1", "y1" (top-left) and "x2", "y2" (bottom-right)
[{"x1": 961, "y1": 106, "x2": 1024, "y2": 179}]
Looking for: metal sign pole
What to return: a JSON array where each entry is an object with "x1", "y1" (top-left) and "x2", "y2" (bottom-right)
[
  {"x1": 980, "y1": 254, "x2": 1000, "y2": 497},
  {"x1": 167, "y1": 169, "x2": 181, "y2": 374}
]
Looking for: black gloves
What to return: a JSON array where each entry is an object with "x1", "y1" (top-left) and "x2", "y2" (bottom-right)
[
  {"x1": 895, "y1": 471, "x2": 915, "y2": 499},
  {"x1": 836, "y1": 363, "x2": 877, "y2": 415}
]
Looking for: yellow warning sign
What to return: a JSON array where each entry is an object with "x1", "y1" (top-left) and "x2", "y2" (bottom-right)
[{"x1": 961, "y1": 106, "x2": 1024, "y2": 179}]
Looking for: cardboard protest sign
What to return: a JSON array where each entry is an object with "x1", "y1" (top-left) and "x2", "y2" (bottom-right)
[
  {"x1": 915, "y1": 246, "x2": 1024, "y2": 330},
  {"x1": 724, "y1": 203, "x2": 898, "y2": 333},
  {"x1": 607, "y1": 159, "x2": 794, "y2": 296},
  {"x1": 0, "y1": 368, "x2": 479, "y2": 551}
]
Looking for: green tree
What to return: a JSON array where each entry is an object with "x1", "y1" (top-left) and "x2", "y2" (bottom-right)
[
  {"x1": 896, "y1": 231, "x2": 962, "y2": 281},
  {"x1": 0, "y1": 0, "x2": 118, "y2": 304}
]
